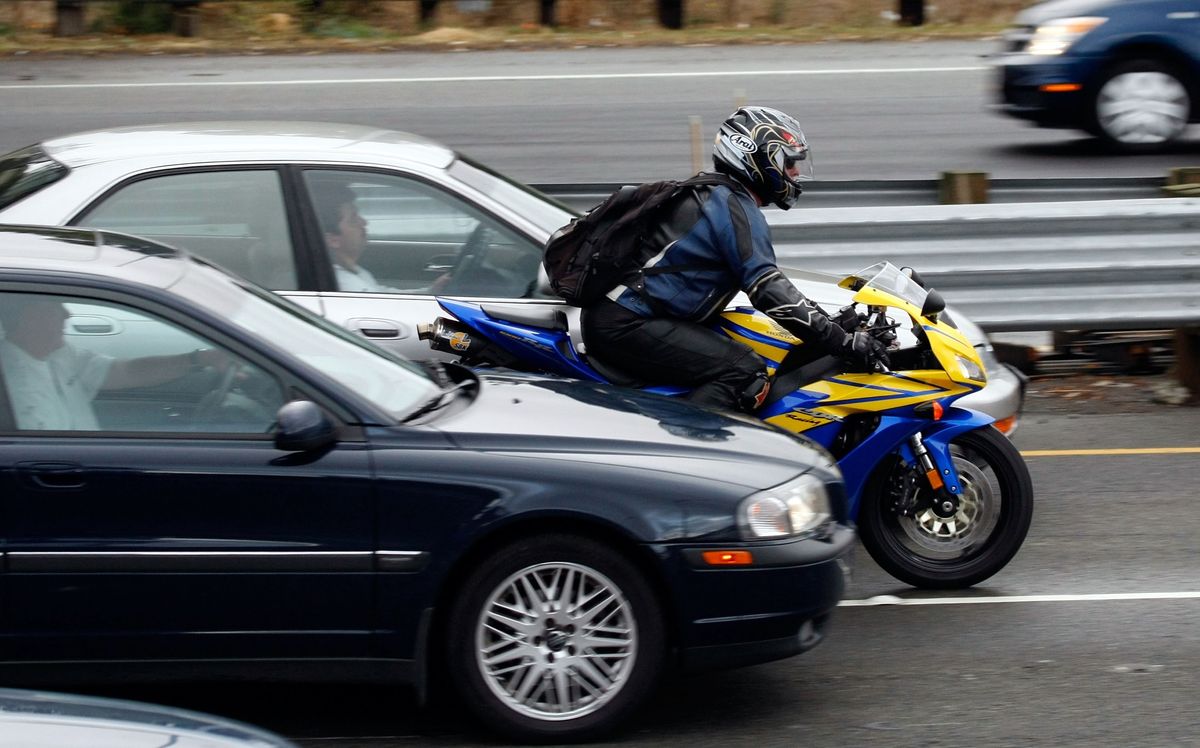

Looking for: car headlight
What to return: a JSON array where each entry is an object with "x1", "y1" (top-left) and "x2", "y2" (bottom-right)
[
  {"x1": 738, "y1": 474, "x2": 831, "y2": 540},
  {"x1": 1027, "y1": 16, "x2": 1107, "y2": 56},
  {"x1": 976, "y1": 342, "x2": 1002, "y2": 376},
  {"x1": 956, "y1": 354, "x2": 987, "y2": 382}
]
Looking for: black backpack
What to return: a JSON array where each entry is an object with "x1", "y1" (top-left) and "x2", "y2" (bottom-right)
[{"x1": 543, "y1": 173, "x2": 738, "y2": 307}]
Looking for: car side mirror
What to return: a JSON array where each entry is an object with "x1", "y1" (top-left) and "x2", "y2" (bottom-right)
[
  {"x1": 274, "y1": 400, "x2": 336, "y2": 452},
  {"x1": 921, "y1": 288, "x2": 946, "y2": 320}
]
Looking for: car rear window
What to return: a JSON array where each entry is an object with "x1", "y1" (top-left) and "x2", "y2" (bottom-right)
[{"x1": 0, "y1": 145, "x2": 69, "y2": 211}]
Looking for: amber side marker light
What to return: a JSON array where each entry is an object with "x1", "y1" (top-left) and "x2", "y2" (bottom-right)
[
  {"x1": 1040, "y1": 83, "x2": 1083, "y2": 92},
  {"x1": 913, "y1": 401, "x2": 944, "y2": 420},
  {"x1": 992, "y1": 415, "x2": 1018, "y2": 435},
  {"x1": 702, "y1": 550, "x2": 754, "y2": 566}
]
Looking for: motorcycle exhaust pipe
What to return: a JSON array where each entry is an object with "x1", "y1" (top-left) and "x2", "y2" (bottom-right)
[
  {"x1": 418, "y1": 317, "x2": 480, "y2": 356},
  {"x1": 418, "y1": 317, "x2": 521, "y2": 367}
]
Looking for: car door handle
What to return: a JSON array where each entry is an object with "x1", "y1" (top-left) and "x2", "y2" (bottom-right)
[
  {"x1": 347, "y1": 318, "x2": 406, "y2": 340},
  {"x1": 17, "y1": 461, "x2": 87, "y2": 490},
  {"x1": 360, "y1": 326, "x2": 400, "y2": 338}
]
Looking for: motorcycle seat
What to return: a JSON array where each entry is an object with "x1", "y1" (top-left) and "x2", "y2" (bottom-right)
[{"x1": 479, "y1": 303, "x2": 568, "y2": 331}]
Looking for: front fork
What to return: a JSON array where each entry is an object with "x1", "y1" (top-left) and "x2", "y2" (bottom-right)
[{"x1": 897, "y1": 431, "x2": 963, "y2": 518}]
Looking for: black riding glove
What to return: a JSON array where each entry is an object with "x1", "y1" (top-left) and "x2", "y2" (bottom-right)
[
  {"x1": 844, "y1": 330, "x2": 891, "y2": 371},
  {"x1": 832, "y1": 304, "x2": 865, "y2": 332}
]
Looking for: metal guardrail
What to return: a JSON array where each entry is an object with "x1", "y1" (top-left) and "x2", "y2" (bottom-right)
[
  {"x1": 534, "y1": 177, "x2": 1170, "y2": 212},
  {"x1": 538, "y1": 183, "x2": 1200, "y2": 333},
  {"x1": 768, "y1": 199, "x2": 1200, "y2": 333}
]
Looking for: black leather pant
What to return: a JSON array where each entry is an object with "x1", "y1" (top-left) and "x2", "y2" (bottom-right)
[{"x1": 581, "y1": 298, "x2": 766, "y2": 412}]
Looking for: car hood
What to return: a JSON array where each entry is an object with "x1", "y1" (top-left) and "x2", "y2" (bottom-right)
[
  {"x1": 0, "y1": 688, "x2": 294, "y2": 747},
  {"x1": 431, "y1": 371, "x2": 836, "y2": 491},
  {"x1": 1016, "y1": 0, "x2": 1116, "y2": 25}
]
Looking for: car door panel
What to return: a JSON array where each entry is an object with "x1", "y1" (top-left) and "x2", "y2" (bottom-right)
[
  {"x1": 0, "y1": 290, "x2": 376, "y2": 662},
  {"x1": 0, "y1": 436, "x2": 376, "y2": 661},
  {"x1": 316, "y1": 295, "x2": 439, "y2": 360}
]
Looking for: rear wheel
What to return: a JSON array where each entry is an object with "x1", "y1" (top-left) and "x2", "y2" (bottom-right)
[
  {"x1": 1091, "y1": 59, "x2": 1191, "y2": 152},
  {"x1": 858, "y1": 426, "x2": 1033, "y2": 589},
  {"x1": 445, "y1": 534, "x2": 665, "y2": 743}
]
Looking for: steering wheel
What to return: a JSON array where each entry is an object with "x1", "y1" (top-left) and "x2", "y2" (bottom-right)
[
  {"x1": 192, "y1": 361, "x2": 242, "y2": 426},
  {"x1": 441, "y1": 223, "x2": 493, "y2": 294}
]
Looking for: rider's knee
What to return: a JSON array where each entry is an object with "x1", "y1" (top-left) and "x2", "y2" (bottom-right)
[{"x1": 735, "y1": 368, "x2": 771, "y2": 412}]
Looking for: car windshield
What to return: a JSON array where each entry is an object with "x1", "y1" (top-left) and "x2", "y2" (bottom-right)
[
  {"x1": 449, "y1": 156, "x2": 577, "y2": 231},
  {"x1": 0, "y1": 146, "x2": 69, "y2": 211},
  {"x1": 160, "y1": 249, "x2": 442, "y2": 420}
]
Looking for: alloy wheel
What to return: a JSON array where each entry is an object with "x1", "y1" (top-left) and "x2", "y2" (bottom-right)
[
  {"x1": 896, "y1": 445, "x2": 1001, "y2": 558},
  {"x1": 474, "y1": 561, "x2": 637, "y2": 721}
]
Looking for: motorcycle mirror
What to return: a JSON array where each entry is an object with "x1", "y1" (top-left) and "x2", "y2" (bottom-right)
[
  {"x1": 921, "y1": 288, "x2": 946, "y2": 320},
  {"x1": 902, "y1": 266, "x2": 929, "y2": 289}
]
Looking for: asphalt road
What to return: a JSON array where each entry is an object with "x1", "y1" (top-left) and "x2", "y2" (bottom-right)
[
  {"x1": 55, "y1": 390, "x2": 1200, "y2": 747},
  {"x1": 5, "y1": 41, "x2": 1200, "y2": 184}
]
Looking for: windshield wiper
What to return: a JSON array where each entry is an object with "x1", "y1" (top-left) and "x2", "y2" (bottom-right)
[{"x1": 403, "y1": 379, "x2": 478, "y2": 422}]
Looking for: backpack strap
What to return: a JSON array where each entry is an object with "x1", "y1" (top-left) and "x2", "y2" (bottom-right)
[{"x1": 680, "y1": 172, "x2": 744, "y2": 194}]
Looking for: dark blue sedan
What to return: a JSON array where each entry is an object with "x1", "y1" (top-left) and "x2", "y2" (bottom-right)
[
  {"x1": 0, "y1": 225, "x2": 854, "y2": 743},
  {"x1": 991, "y1": 0, "x2": 1200, "y2": 151}
]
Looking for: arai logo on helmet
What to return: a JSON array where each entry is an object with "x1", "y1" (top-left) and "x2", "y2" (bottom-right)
[{"x1": 728, "y1": 134, "x2": 757, "y2": 153}]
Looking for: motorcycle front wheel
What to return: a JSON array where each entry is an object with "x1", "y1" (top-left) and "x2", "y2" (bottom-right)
[{"x1": 858, "y1": 425, "x2": 1033, "y2": 589}]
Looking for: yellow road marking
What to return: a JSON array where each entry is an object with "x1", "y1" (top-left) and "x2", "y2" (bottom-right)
[{"x1": 1021, "y1": 447, "x2": 1200, "y2": 457}]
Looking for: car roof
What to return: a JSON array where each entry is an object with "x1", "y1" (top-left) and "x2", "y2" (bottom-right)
[
  {"x1": 38, "y1": 121, "x2": 456, "y2": 170},
  {"x1": 0, "y1": 224, "x2": 188, "y2": 288}
]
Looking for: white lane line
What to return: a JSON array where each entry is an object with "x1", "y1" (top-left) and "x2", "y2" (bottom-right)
[
  {"x1": 0, "y1": 66, "x2": 984, "y2": 91},
  {"x1": 840, "y1": 591, "x2": 1200, "y2": 607}
]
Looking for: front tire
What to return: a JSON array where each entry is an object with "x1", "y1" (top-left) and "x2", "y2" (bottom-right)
[
  {"x1": 858, "y1": 426, "x2": 1033, "y2": 589},
  {"x1": 1090, "y1": 59, "x2": 1191, "y2": 152},
  {"x1": 446, "y1": 534, "x2": 665, "y2": 743}
]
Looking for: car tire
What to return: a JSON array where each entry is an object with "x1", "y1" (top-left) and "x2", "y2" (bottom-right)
[
  {"x1": 1090, "y1": 59, "x2": 1192, "y2": 152},
  {"x1": 445, "y1": 534, "x2": 665, "y2": 743}
]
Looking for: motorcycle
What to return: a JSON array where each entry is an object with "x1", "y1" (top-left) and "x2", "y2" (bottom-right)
[{"x1": 419, "y1": 262, "x2": 1033, "y2": 589}]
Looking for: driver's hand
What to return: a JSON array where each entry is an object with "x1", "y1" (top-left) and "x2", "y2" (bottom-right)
[
  {"x1": 428, "y1": 273, "x2": 453, "y2": 294},
  {"x1": 192, "y1": 348, "x2": 233, "y2": 373}
]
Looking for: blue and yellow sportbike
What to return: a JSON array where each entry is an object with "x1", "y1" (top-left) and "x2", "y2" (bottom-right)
[{"x1": 421, "y1": 262, "x2": 1033, "y2": 589}]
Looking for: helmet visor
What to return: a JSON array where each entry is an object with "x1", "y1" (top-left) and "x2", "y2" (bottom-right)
[{"x1": 777, "y1": 142, "x2": 814, "y2": 182}]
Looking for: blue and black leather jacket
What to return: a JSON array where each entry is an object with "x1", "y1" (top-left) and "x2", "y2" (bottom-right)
[{"x1": 605, "y1": 174, "x2": 849, "y2": 353}]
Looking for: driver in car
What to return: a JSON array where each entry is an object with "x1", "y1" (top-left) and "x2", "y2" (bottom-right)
[
  {"x1": 311, "y1": 180, "x2": 400, "y2": 293},
  {"x1": 0, "y1": 294, "x2": 226, "y2": 431}
]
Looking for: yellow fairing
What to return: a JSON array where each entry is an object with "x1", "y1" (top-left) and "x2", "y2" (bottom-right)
[
  {"x1": 717, "y1": 310, "x2": 799, "y2": 372},
  {"x1": 846, "y1": 284, "x2": 986, "y2": 390},
  {"x1": 762, "y1": 370, "x2": 977, "y2": 434}
]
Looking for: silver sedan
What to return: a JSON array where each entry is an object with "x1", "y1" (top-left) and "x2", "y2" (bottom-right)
[{"x1": 0, "y1": 121, "x2": 1023, "y2": 432}]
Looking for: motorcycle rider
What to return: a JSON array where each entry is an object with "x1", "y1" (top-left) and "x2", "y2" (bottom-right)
[{"x1": 580, "y1": 105, "x2": 890, "y2": 413}]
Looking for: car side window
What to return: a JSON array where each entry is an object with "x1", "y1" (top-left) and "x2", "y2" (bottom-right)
[
  {"x1": 75, "y1": 170, "x2": 298, "y2": 291},
  {"x1": 302, "y1": 169, "x2": 542, "y2": 298},
  {"x1": 0, "y1": 291, "x2": 285, "y2": 434}
]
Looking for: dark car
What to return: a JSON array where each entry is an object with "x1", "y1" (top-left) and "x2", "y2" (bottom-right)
[
  {"x1": 0, "y1": 225, "x2": 853, "y2": 743},
  {"x1": 991, "y1": 0, "x2": 1200, "y2": 151}
]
